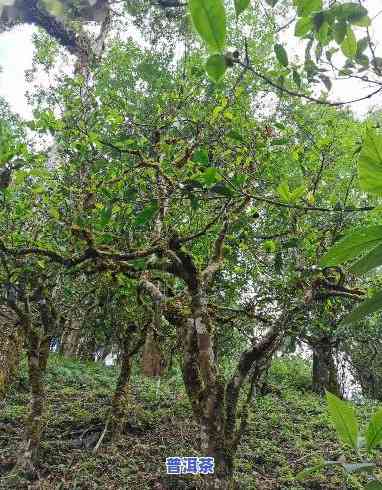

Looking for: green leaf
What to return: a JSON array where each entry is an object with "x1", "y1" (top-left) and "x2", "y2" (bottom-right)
[
  {"x1": 342, "y1": 289, "x2": 382, "y2": 324},
  {"x1": 277, "y1": 180, "x2": 291, "y2": 202},
  {"x1": 326, "y1": 392, "x2": 359, "y2": 449},
  {"x1": 210, "y1": 182, "x2": 234, "y2": 196},
  {"x1": 296, "y1": 0, "x2": 322, "y2": 16},
  {"x1": 234, "y1": 0, "x2": 250, "y2": 17},
  {"x1": 32, "y1": 185, "x2": 46, "y2": 194},
  {"x1": 355, "y1": 436, "x2": 366, "y2": 450},
  {"x1": 274, "y1": 44, "x2": 288, "y2": 67},
  {"x1": 296, "y1": 461, "x2": 340, "y2": 481},
  {"x1": 295, "y1": 16, "x2": 313, "y2": 37},
  {"x1": 341, "y1": 27, "x2": 357, "y2": 58},
  {"x1": 342, "y1": 463, "x2": 376, "y2": 474},
  {"x1": 135, "y1": 202, "x2": 158, "y2": 226},
  {"x1": 41, "y1": 0, "x2": 65, "y2": 17},
  {"x1": 99, "y1": 202, "x2": 113, "y2": 229},
  {"x1": 264, "y1": 240, "x2": 277, "y2": 253},
  {"x1": 317, "y1": 22, "x2": 329, "y2": 46},
  {"x1": 36, "y1": 260, "x2": 46, "y2": 269},
  {"x1": 205, "y1": 54, "x2": 227, "y2": 82},
  {"x1": 359, "y1": 130, "x2": 382, "y2": 195},
  {"x1": 190, "y1": 195, "x2": 199, "y2": 210},
  {"x1": 350, "y1": 243, "x2": 382, "y2": 275},
  {"x1": 189, "y1": 0, "x2": 226, "y2": 53},
  {"x1": 333, "y1": 22, "x2": 347, "y2": 44},
  {"x1": 232, "y1": 174, "x2": 247, "y2": 186},
  {"x1": 192, "y1": 148, "x2": 209, "y2": 166},
  {"x1": 356, "y1": 53, "x2": 369, "y2": 67},
  {"x1": 320, "y1": 226, "x2": 382, "y2": 267},
  {"x1": 289, "y1": 185, "x2": 306, "y2": 202},
  {"x1": 366, "y1": 409, "x2": 382, "y2": 451},
  {"x1": 317, "y1": 21, "x2": 329, "y2": 45},
  {"x1": 196, "y1": 167, "x2": 221, "y2": 186},
  {"x1": 372, "y1": 58, "x2": 382, "y2": 71},
  {"x1": 226, "y1": 130, "x2": 244, "y2": 142},
  {"x1": 356, "y1": 37, "x2": 368, "y2": 56},
  {"x1": 292, "y1": 69, "x2": 302, "y2": 87},
  {"x1": 366, "y1": 481, "x2": 382, "y2": 490},
  {"x1": 352, "y1": 15, "x2": 371, "y2": 27},
  {"x1": 48, "y1": 207, "x2": 60, "y2": 219},
  {"x1": 332, "y1": 3, "x2": 368, "y2": 23},
  {"x1": 271, "y1": 137, "x2": 289, "y2": 146}
]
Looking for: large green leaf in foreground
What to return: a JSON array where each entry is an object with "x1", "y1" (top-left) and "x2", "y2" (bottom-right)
[
  {"x1": 189, "y1": 0, "x2": 226, "y2": 53},
  {"x1": 326, "y1": 392, "x2": 358, "y2": 449}
]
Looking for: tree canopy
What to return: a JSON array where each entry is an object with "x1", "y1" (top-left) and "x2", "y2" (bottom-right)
[{"x1": 1, "y1": 1, "x2": 382, "y2": 489}]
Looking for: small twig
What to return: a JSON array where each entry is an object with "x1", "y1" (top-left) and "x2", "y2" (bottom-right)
[
  {"x1": 276, "y1": 15, "x2": 296, "y2": 33},
  {"x1": 236, "y1": 60, "x2": 382, "y2": 106},
  {"x1": 93, "y1": 418, "x2": 109, "y2": 454}
]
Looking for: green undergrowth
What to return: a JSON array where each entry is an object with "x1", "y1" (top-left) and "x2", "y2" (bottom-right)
[{"x1": 0, "y1": 354, "x2": 381, "y2": 489}]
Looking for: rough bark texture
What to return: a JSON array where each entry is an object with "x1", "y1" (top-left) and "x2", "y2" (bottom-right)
[
  {"x1": 14, "y1": 284, "x2": 58, "y2": 474},
  {"x1": 110, "y1": 334, "x2": 133, "y2": 438},
  {"x1": 0, "y1": 306, "x2": 23, "y2": 400},
  {"x1": 159, "y1": 228, "x2": 282, "y2": 489},
  {"x1": 0, "y1": 0, "x2": 108, "y2": 55},
  {"x1": 110, "y1": 326, "x2": 145, "y2": 438},
  {"x1": 312, "y1": 338, "x2": 341, "y2": 397},
  {"x1": 175, "y1": 287, "x2": 280, "y2": 488},
  {"x1": 59, "y1": 323, "x2": 81, "y2": 358},
  {"x1": 355, "y1": 366, "x2": 382, "y2": 401},
  {"x1": 346, "y1": 340, "x2": 382, "y2": 401},
  {"x1": 77, "y1": 337, "x2": 97, "y2": 362},
  {"x1": 18, "y1": 331, "x2": 50, "y2": 475}
]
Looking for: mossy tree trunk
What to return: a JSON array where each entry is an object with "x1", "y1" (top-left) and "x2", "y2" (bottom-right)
[
  {"x1": 59, "y1": 320, "x2": 81, "y2": 358},
  {"x1": 0, "y1": 306, "x2": 23, "y2": 400},
  {"x1": 158, "y1": 233, "x2": 281, "y2": 489},
  {"x1": 110, "y1": 325, "x2": 145, "y2": 439},
  {"x1": 19, "y1": 331, "x2": 50, "y2": 474},
  {"x1": 312, "y1": 337, "x2": 341, "y2": 397},
  {"x1": 178, "y1": 296, "x2": 280, "y2": 489},
  {"x1": 110, "y1": 334, "x2": 133, "y2": 437},
  {"x1": 77, "y1": 337, "x2": 97, "y2": 361},
  {"x1": 355, "y1": 364, "x2": 382, "y2": 400},
  {"x1": 345, "y1": 340, "x2": 382, "y2": 400},
  {"x1": 9, "y1": 283, "x2": 59, "y2": 475}
]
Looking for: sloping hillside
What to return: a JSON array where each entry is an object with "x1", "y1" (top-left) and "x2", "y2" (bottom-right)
[{"x1": 0, "y1": 355, "x2": 381, "y2": 489}]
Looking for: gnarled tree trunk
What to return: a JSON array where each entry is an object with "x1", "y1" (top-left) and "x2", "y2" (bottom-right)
[
  {"x1": 189, "y1": 289, "x2": 235, "y2": 488},
  {"x1": 312, "y1": 337, "x2": 341, "y2": 397},
  {"x1": 173, "y1": 288, "x2": 281, "y2": 490},
  {"x1": 345, "y1": 339, "x2": 382, "y2": 401},
  {"x1": 110, "y1": 325, "x2": 145, "y2": 438},
  {"x1": 155, "y1": 228, "x2": 283, "y2": 489},
  {"x1": 59, "y1": 326, "x2": 81, "y2": 358},
  {"x1": 77, "y1": 337, "x2": 97, "y2": 362},
  {"x1": 110, "y1": 333, "x2": 134, "y2": 437},
  {"x1": 0, "y1": 306, "x2": 23, "y2": 400},
  {"x1": 0, "y1": 0, "x2": 109, "y2": 55},
  {"x1": 18, "y1": 332, "x2": 50, "y2": 475},
  {"x1": 15, "y1": 284, "x2": 58, "y2": 475}
]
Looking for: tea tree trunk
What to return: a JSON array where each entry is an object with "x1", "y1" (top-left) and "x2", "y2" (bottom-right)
[
  {"x1": 312, "y1": 338, "x2": 341, "y2": 397},
  {"x1": 110, "y1": 326, "x2": 144, "y2": 438},
  {"x1": 0, "y1": 306, "x2": 23, "y2": 400},
  {"x1": 18, "y1": 333, "x2": 50, "y2": 475}
]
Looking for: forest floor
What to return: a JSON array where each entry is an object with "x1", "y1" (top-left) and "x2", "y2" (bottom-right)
[{"x1": 0, "y1": 355, "x2": 381, "y2": 489}]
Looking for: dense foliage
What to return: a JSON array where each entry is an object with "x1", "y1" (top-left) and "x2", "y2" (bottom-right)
[{"x1": 1, "y1": 1, "x2": 382, "y2": 489}]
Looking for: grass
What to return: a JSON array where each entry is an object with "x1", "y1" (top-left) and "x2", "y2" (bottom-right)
[{"x1": 0, "y1": 354, "x2": 381, "y2": 489}]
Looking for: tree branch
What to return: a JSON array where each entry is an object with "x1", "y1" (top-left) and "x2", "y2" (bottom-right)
[{"x1": 236, "y1": 60, "x2": 382, "y2": 106}]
